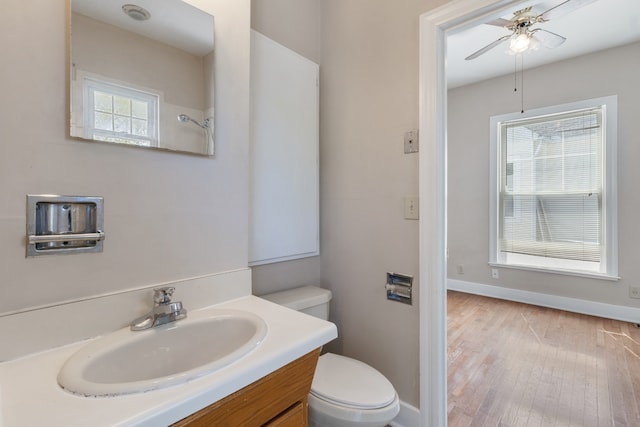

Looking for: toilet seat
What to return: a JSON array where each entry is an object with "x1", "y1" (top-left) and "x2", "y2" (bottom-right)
[{"x1": 310, "y1": 353, "x2": 397, "y2": 409}]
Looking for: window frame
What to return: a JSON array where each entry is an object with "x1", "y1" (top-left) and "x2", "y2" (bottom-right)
[
  {"x1": 82, "y1": 77, "x2": 159, "y2": 147},
  {"x1": 489, "y1": 96, "x2": 619, "y2": 280}
]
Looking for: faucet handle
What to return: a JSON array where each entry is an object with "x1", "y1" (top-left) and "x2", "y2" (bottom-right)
[{"x1": 153, "y1": 287, "x2": 175, "y2": 305}]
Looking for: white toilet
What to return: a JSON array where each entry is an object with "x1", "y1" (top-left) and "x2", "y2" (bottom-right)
[{"x1": 262, "y1": 286, "x2": 400, "y2": 427}]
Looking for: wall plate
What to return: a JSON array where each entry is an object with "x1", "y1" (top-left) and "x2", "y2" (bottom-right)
[{"x1": 404, "y1": 130, "x2": 419, "y2": 153}]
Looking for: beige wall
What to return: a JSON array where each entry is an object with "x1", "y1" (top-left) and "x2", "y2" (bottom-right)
[
  {"x1": 0, "y1": 0, "x2": 250, "y2": 314},
  {"x1": 251, "y1": 0, "x2": 321, "y2": 64},
  {"x1": 319, "y1": 0, "x2": 447, "y2": 408},
  {"x1": 448, "y1": 42, "x2": 640, "y2": 309},
  {"x1": 250, "y1": 0, "x2": 322, "y2": 296},
  {"x1": 72, "y1": 13, "x2": 206, "y2": 109},
  {"x1": 252, "y1": 0, "x2": 448, "y2": 407}
]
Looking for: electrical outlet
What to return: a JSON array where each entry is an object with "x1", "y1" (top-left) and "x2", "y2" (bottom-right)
[
  {"x1": 491, "y1": 268, "x2": 499, "y2": 279},
  {"x1": 456, "y1": 264, "x2": 464, "y2": 275},
  {"x1": 630, "y1": 286, "x2": 640, "y2": 299}
]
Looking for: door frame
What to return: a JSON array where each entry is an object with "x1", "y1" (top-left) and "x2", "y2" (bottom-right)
[{"x1": 418, "y1": 1, "x2": 527, "y2": 425}]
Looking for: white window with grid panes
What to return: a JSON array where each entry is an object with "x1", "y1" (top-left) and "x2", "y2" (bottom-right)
[
  {"x1": 489, "y1": 96, "x2": 618, "y2": 279},
  {"x1": 83, "y1": 77, "x2": 159, "y2": 147}
]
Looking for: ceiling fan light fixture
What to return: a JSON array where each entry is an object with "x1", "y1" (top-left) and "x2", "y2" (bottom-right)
[
  {"x1": 528, "y1": 36, "x2": 541, "y2": 51},
  {"x1": 509, "y1": 33, "x2": 531, "y2": 54}
]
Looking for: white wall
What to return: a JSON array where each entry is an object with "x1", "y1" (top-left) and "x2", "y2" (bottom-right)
[
  {"x1": 448, "y1": 42, "x2": 640, "y2": 309},
  {"x1": 0, "y1": 0, "x2": 250, "y2": 315}
]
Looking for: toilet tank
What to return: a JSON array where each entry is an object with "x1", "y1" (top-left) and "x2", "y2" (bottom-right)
[{"x1": 261, "y1": 286, "x2": 332, "y2": 320}]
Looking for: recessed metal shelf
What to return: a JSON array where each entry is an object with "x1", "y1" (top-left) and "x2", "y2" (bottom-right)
[
  {"x1": 386, "y1": 272, "x2": 413, "y2": 305},
  {"x1": 26, "y1": 195, "x2": 105, "y2": 257}
]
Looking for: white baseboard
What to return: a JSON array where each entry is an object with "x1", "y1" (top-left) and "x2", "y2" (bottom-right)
[
  {"x1": 390, "y1": 400, "x2": 420, "y2": 427},
  {"x1": 448, "y1": 278, "x2": 640, "y2": 324}
]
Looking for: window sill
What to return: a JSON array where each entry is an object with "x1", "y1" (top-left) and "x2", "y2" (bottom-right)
[{"x1": 488, "y1": 262, "x2": 620, "y2": 281}]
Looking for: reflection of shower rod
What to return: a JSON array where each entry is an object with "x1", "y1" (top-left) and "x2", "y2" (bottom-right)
[{"x1": 177, "y1": 114, "x2": 211, "y2": 129}]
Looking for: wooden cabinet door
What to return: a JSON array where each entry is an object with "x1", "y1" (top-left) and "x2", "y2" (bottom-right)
[
  {"x1": 172, "y1": 349, "x2": 319, "y2": 426},
  {"x1": 265, "y1": 402, "x2": 306, "y2": 427}
]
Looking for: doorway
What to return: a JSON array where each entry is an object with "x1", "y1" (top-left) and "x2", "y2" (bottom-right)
[{"x1": 418, "y1": 1, "x2": 531, "y2": 425}]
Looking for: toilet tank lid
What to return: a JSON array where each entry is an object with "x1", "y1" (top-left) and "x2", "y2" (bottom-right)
[{"x1": 260, "y1": 285, "x2": 332, "y2": 311}]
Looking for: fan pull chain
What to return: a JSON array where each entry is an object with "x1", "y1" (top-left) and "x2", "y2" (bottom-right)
[
  {"x1": 520, "y1": 54, "x2": 525, "y2": 113},
  {"x1": 512, "y1": 55, "x2": 525, "y2": 113},
  {"x1": 514, "y1": 56, "x2": 518, "y2": 93}
]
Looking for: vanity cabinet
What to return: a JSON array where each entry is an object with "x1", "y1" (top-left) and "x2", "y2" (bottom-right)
[
  {"x1": 266, "y1": 401, "x2": 306, "y2": 426},
  {"x1": 172, "y1": 348, "x2": 320, "y2": 426}
]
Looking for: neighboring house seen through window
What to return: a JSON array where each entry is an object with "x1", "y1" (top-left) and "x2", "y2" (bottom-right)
[{"x1": 489, "y1": 96, "x2": 618, "y2": 279}]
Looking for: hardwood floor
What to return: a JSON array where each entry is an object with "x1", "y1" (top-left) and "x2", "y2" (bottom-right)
[{"x1": 447, "y1": 291, "x2": 640, "y2": 427}]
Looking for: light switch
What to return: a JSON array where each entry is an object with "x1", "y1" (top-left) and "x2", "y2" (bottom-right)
[
  {"x1": 404, "y1": 196, "x2": 419, "y2": 220},
  {"x1": 404, "y1": 130, "x2": 419, "y2": 153}
]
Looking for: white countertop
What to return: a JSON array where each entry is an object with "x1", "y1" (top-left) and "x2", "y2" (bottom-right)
[{"x1": 0, "y1": 296, "x2": 337, "y2": 426}]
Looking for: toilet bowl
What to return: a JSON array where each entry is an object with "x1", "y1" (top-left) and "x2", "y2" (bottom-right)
[
  {"x1": 308, "y1": 352, "x2": 399, "y2": 427},
  {"x1": 262, "y1": 286, "x2": 400, "y2": 427}
]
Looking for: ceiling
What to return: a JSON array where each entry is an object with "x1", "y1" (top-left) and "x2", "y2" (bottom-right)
[
  {"x1": 72, "y1": 0, "x2": 639, "y2": 87},
  {"x1": 72, "y1": 0, "x2": 214, "y2": 56},
  {"x1": 447, "y1": 0, "x2": 640, "y2": 88}
]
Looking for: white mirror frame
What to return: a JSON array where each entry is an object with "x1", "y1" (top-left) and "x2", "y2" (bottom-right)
[{"x1": 419, "y1": 1, "x2": 527, "y2": 425}]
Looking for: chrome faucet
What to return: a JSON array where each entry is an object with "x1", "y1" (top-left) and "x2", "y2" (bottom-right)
[{"x1": 130, "y1": 287, "x2": 187, "y2": 331}]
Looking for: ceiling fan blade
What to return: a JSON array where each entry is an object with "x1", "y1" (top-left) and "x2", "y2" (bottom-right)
[
  {"x1": 485, "y1": 17, "x2": 513, "y2": 28},
  {"x1": 530, "y1": 28, "x2": 567, "y2": 48},
  {"x1": 537, "y1": 0, "x2": 597, "y2": 21},
  {"x1": 465, "y1": 34, "x2": 511, "y2": 60}
]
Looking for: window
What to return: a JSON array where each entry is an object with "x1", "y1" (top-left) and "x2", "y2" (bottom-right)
[
  {"x1": 83, "y1": 77, "x2": 159, "y2": 147},
  {"x1": 489, "y1": 96, "x2": 618, "y2": 279}
]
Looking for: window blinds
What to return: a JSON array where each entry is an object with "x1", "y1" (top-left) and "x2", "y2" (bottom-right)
[{"x1": 499, "y1": 107, "x2": 603, "y2": 263}]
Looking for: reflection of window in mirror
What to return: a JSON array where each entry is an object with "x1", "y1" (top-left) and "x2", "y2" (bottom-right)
[
  {"x1": 82, "y1": 77, "x2": 159, "y2": 147},
  {"x1": 69, "y1": 0, "x2": 215, "y2": 155}
]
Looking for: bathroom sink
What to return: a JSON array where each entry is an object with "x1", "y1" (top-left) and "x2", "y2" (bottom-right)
[{"x1": 57, "y1": 309, "x2": 268, "y2": 397}]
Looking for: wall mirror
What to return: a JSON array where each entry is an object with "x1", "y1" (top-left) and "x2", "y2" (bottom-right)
[{"x1": 70, "y1": 0, "x2": 215, "y2": 156}]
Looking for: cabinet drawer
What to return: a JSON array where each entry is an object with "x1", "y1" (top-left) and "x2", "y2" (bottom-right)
[
  {"x1": 172, "y1": 348, "x2": 319, "y2": 426},
  {"x1": 266, "y1": 401, "x2": 306, "y2": 427}
]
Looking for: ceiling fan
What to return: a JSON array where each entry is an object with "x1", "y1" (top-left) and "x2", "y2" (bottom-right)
[{"x1": 465, "y1": 0, "x2": 597, "y2": 60}]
